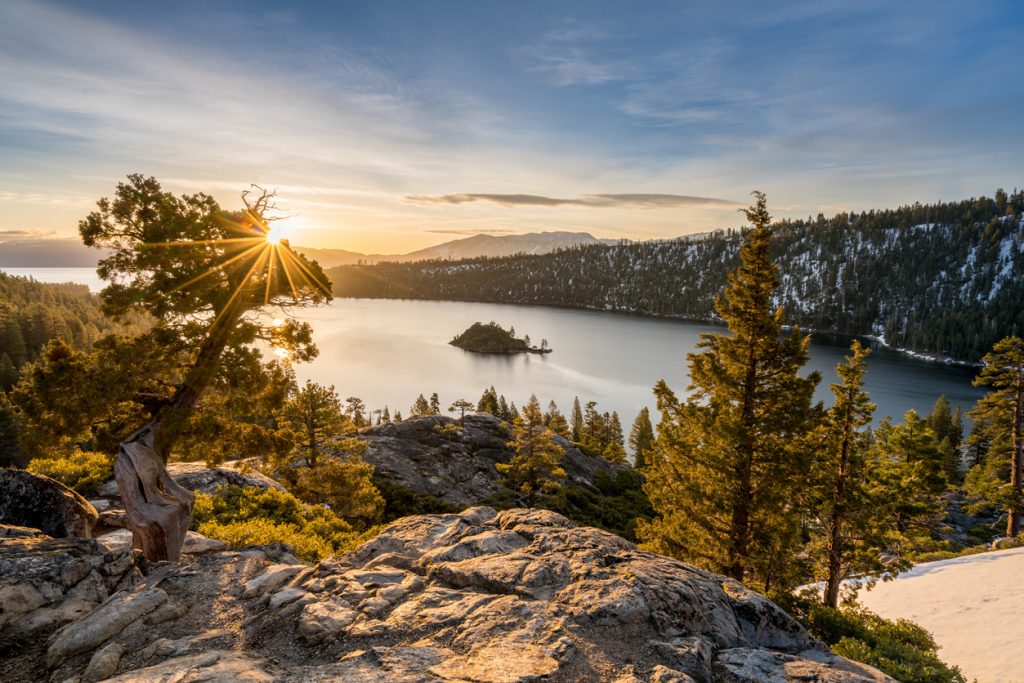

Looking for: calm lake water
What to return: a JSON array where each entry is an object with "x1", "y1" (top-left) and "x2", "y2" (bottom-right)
[{"x1": 3, "y1": 268, "x2": 986, "y2": 432}]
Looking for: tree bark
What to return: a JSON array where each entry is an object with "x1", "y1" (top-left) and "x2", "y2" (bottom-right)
[
  {"x1": 117, "y1": 292, "x2": 249, "y2": 561},
  {"x1": 115, "y1": 422, "x2": 195, "y2": 561}
]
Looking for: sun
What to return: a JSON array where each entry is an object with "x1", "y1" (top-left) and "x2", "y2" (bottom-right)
[{"x1": 265, "y1": 225, "x2": 286, "y2": 245}]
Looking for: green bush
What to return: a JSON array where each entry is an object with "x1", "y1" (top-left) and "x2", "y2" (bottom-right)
[
  {"x1": 27, "y1": 450, "x2": 113, "y2": 496},
  {"x1": 782, "y1": 594, "x2": 965, "y2": 683},
  {"x1": 192, "y1": 484, "x2": 377, "y2": 561}
]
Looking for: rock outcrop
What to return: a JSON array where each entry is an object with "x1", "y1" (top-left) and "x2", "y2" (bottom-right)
[
  {"x1": 356, "y1": 414, "x2": 626, "y2": 506},
  {"x1": 2, "y1": 507, "x2": 892, "y2": 682},
  {"x1": 0, "y1": 469, "x2": 98, "y2": 538},
  {"x1": 97, "y1": 461, "x2": 286, "y2": 498}
]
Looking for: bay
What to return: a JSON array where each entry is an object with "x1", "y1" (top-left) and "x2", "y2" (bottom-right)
[{"x1": 3, "y1": 268, "x2": 985, "y2": 432}]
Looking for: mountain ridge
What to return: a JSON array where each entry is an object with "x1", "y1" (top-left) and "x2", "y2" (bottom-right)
[{"x1": 0, "y1": 231, "x2": 620, "y2": 269}]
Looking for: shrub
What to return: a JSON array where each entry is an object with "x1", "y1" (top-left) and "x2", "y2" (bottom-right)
[
  {"x1": 192, "y1": 484, "x2": 377, "y2": 562},
  {"x1": 294, "y1": 455, "x2": 385, "y2": 528},
  {"x1": 27, "y1": 450, "x2": 113, "y2": 496},
  {"x1": 781, "y1": 594, "x2": 966, "y2": 683}
]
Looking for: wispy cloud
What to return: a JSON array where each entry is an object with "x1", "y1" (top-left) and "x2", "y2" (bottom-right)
[
  {"x1": 406, "y1": 193, "x2": 740, "y2": 208},
  {"x1": 521, "y1": 21, "x2": 632, "y2": 86},
  {"x1": 427, "y1": 228, "x2": 519, "y2": 235}
]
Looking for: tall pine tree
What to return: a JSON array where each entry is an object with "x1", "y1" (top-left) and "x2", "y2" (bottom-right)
[
  {"x1": 638, "y1": 192, "x2": 820, "y2": 592},
  {"x1": 964, "y1": 336, "x2": 1024, "y2": 537},
  {"x1": 629, "y1": 407, "x2": 654, "y2": 469}
]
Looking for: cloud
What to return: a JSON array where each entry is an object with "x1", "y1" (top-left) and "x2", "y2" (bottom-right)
[
  {"x1": 406, "y1": 193, "x2": 740, "y2": 208},
  {"x1": 426, "y1": 228, "x2": 519, "y2": 235}
]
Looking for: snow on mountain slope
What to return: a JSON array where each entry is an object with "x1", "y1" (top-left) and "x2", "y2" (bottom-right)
[
  {"x1": 856, "y1": 546, "x2": 1024, "y2": 682},
  {"x1": 396, "y1": 230, "x2": 619, "y2": 261}
]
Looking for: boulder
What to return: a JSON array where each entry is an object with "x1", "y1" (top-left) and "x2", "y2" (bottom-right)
[
  {"x1": 0, "y1": 535, "x2": 139, "y2": 635},
  {"x1": 355, "y1": 413, "x2": 627, "y2": 506},
  {"x1": 0, "y1": 469, "x2": 98, "y2": 538},
  {"x1": 97, "y1": 461, "x2": 286, "y2": 499}
]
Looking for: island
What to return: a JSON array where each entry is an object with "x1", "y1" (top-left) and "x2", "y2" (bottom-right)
[{"x1": 449, "y1": 321, "x2": 552, "y2": 354}]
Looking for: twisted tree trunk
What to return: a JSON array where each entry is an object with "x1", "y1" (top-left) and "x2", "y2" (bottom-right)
[
  {"x1": 117, "y1": 294, "x2": 248, "y2": 561},
  {"x1": 115, "y1": 422, "x2": 195, "y2": 561}
]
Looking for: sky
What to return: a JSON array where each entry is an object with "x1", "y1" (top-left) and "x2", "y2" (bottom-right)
[{"x1": 1, "y1": 1, "x2": 1022, "y2": 253}]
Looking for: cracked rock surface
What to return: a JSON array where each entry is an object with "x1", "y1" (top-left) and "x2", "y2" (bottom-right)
[{"x1": 1, "y1": 508, "x2": 892, "y2": 682}]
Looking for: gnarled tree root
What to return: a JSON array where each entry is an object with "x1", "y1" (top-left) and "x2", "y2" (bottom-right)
[{"x1": 115, "y1": 423, "x2": 195, "y2": 561}]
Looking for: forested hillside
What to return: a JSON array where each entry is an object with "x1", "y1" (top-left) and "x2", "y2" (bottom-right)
[
  {"x1": 0, "y1": 274, "x2": 144, "y2": 388},
  {"x1": 329, "y1": 189, "x2": 1024, "y2": 362}
]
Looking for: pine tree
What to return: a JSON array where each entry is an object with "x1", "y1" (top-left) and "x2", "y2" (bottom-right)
[
  {"x1": 509, "y1": 402, "x2": 520, "y2": 422},
  {"x1": 411, "y1": 394, "x2": 432, "y2": 416},
  {"x1": 496, "y1": 395, "x2": 565, "y2": 507},
  {"x1": 277, "y1": 381, "x2": 348, "y2": 468},
  {"x1": 570, "y1": 397, "x2": 583, "y2": 442},
  {"x1": 964, "y1": 336, "x2": 1024, "y2": 537},
  {"x1": 381, "y1": 406, "x2": 391, "y2": 423},
  {"x1": 497, "y1": 395, "x2": 511, "y2": 422},
  {"x1": 477, "y1": 386, "x2": 499, "y2": 415},
  {"x1": 0, "y1": 391, "x2": 25, "y2": 467},
  {"x1": 638, "y1": 192, "x2": 820, "y2": 592},
  {"x1": 394, "y1": 410, "x2": 403, "y2": 423},
  {"x1": 346, "y1": 397, "x2": 368, "y2": 427},
  {"x1": 602, "y1": 411, "x2": 627, "y2": 464},
  {"x1": 629, "y1": 407, "x2": 655, "y2": 469},
  {"x1": 449, "y1": 399, "x2": 474, "y2": 423},
  {"x1": 430, "y1": 392, "x2": 441, "y2": 415},
  {"x1": 808, "y1": 341, "x2": 898, "y2": 608},
  {"x1": 0, "y1": 352, "x2": 18, "y2": 390},
  {"x1": 545, "y1": 400, "x2": 570, "y2": 438}
]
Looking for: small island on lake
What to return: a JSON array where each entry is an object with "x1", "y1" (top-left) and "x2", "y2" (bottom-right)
[{"x1": 450, "y1": 321, "x2": 552, "y2": 354}]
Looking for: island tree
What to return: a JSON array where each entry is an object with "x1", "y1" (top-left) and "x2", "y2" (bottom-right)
[
  {"x1": 964, "y1": 336, "x2": 1024, "y2": 537},
  {"x1": 71, "y1": 175, "x2": 330, "y2": 560},
  {"x1": 638, "y1": 192, "x2": 820, "y2": 592}
]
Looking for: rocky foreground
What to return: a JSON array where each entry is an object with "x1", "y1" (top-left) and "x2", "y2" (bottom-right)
[{"x1": 1, "y1": 506, "x2": 891, "y2": 682}]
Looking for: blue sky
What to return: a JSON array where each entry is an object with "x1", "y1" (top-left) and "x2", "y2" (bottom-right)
[{"x1": 1, "y1": 0, "x2": 1021, "y2": 251}]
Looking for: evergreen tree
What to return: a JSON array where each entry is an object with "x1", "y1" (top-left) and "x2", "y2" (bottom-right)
[
  {"x1": 411, "y1": 394, "x2": 432, "y2": 416},
  {"x1": 497, "y1": 395, "x2": 511, "y2": 422},
  {"x1": 449, "y1": 398, "x2": 474, "y2": 423},
  {"x1": 808, "y1": 341, "x2": 898, "y2": 608},
  {"x1": 394, "y1": 410, "x2": 403, "y2": 423},
  {"x1": 277, "y1": 381, "x2": 348, "y2": 468},
  {"x1": 496, "y1": 395, "x2": 566, "y2": 507},
  {"x1": 430, "y1": 392, "x2": 441, "y2": 415},
  {"x1": 581, "y1": 401, "x2": 606, "y2": 453},
  {"x1": 381, "y1": 406, "x2": 391, "y2": 423},
  {"x1": 602, "y1": 411, "x2": 627, "y2": 464},
  {"x1": 509, "y1": 402, "x2": 520, "y2": 422},
  {"x1": 0, "y1": 352, "x2": 18, "y2": 390},
  {"x1": 570, "y1": 397, "x2": 583, "y2": 442},
  {"x1": 629, "y1": 407, "x2": 655, "y2": 469},
  {"x1": 0, "y1": 391, "x2": 25, "y2": 467},
  {"x1": 927, "y1": 394, "x2": 960, "y2": 481},
  {"x1": 295, "y1": 449, "x2": 385, "y2": 529},
  {"x1": 545, "y1": 400, "x2": 570, "y2": 438},
  {"x1": 869, "y1": 414, "x2": 947, "y2": 554},
  {"x1": 964, "y1": 336, "x2": 1024, "y2": 537},
  {"x1": 477, "y1": 386, "x2": 499, "y2": 415},
  {"x1": 346, "y1": 397, "x2": 368, "y2": 427},
  {"x1": 638, "y1": 192, "x2": 820, "y2": 592}
]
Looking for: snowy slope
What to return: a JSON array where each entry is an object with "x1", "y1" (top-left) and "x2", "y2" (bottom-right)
[{"x1": 856, "y1": 546, "x2": 1024, "y2": 682}]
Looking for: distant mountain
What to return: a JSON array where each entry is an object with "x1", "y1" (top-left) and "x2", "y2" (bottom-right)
[
  {"x1": 0, "y1": 231, "x2": 620, "y2": 269},
  {"x1": 392, "y1": 231, "x2": 621, "y2": 262},
  {"x1": 0, "y1": 239, "x2": 110, "y2": 267}
]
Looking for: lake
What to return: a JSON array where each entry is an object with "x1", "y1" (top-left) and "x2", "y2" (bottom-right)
[{"x1": 2, "y1": 267, "x2": 985, "y2": 433}]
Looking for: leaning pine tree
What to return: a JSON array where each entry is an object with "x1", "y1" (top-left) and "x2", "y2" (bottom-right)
[
  {"x1": 638, "y1": 192, "x2": 820, "y2": 593},
  {"x1": 79, "y1": 175, "x2": 331, "y2": 561}
]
